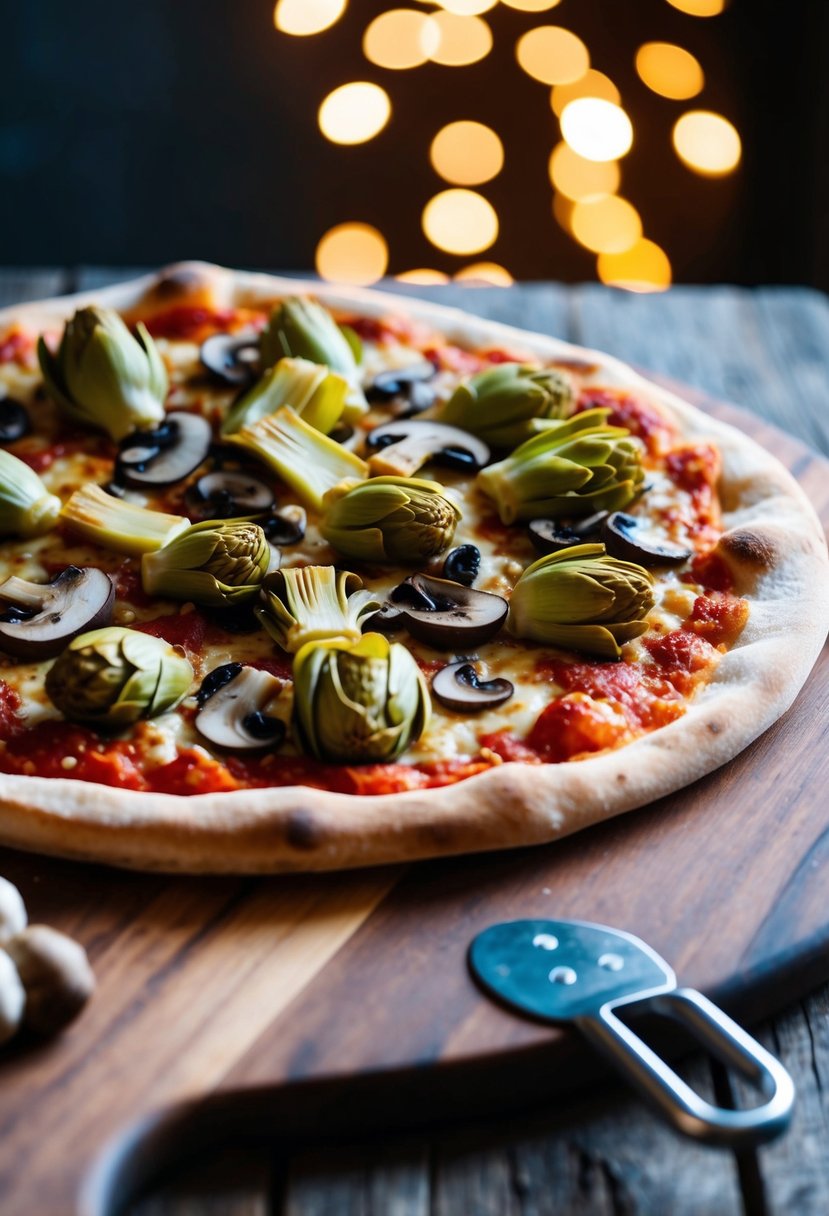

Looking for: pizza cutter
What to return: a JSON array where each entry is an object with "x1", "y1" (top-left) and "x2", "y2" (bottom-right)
[{"x1": 469, "y1": 918, "x2": 794, "y2": 1148}]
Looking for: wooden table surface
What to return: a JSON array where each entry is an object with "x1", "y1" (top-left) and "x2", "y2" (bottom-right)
[{"x1": 2, "y1": 269, "x2": 829, "y2": 1216}]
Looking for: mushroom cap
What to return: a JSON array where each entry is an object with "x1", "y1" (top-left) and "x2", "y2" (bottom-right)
[
  {"x1": 603, "y1": 512, "x2": 693, "y2": 566},
  {"x1": 4, "y1": 925, "x2": 94, "y2": 1037},
  {"x1": 195, "y1": 664, "x2": 287, "y2": 751},
  {"x1": 0, "y1": 566, "x2": 115, "y2": 660},
  {"x1": 117, "y1": 412, "x2": 212, "y2": 489},
  {"x1": 0, "y1": 877, "x2": 26, "y2": 944},
  {"x1": 432, "y1": 661, "x2": 514, "y2": 713},
  {"x1": 0, "y1": 949, "x2": 24, "y2": 1045},
  {"x1": 200, "y1": 331, "x2": 260, "y2": 386},
  {"x1": 367, "y1": 420, "x2": 490, "y2": 479},
  {"x1": 390, "y1": 572, "x2": 508, "y2": 649}
]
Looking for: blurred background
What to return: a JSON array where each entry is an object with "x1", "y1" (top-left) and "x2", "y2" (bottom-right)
[{"x1": 1, "y1": 0, "x2": 827, "y2": 292}]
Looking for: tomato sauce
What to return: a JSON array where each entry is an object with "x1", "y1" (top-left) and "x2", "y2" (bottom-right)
[
  {"x1": 0, "y1": 328, "x2": 36, "y2": 367},
  {"x1": 577, "y1": 387, "x2": 677, "y2": 456},
  {"x1": 141, "y1": 306, "x2": 264, "y2": 342}
]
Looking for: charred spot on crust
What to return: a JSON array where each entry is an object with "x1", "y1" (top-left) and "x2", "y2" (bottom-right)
[
  {"x1": 153, "y1": 268, "x2": 209, "y2": 300},
  {"x1": 719, "y1": 529, "x2": 776, "y2": 570},
  {"x1": 285, "y1": 809, "x2": 321, "y2": 851},
  {"x1": 707, "y1": 721, "x2": 722, "y2": 735}
]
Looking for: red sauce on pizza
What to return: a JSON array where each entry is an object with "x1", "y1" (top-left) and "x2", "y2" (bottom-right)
[
  {"x1": 577, "y1": 387, "x2": 677, "y2": 455},
  {"x1": 141, "y1": 306, "x2": 265, "y2": 341},
  {"x1": 0, "y1": 328, "x2": 35, "y2": 367}
]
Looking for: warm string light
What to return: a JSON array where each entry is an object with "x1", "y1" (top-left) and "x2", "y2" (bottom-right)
[{"x1": 279, "y1": 1, "x2": 739, "y2": 290}]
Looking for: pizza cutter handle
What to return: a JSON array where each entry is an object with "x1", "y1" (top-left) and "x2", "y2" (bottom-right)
[{"x1": 578, "y1": 986, "x2": 795, "y2": 1148}]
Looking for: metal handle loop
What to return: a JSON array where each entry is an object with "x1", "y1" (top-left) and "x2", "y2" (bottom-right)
[{"x1": 578, "y1": 986, "x2": 795, "y2": 1148}]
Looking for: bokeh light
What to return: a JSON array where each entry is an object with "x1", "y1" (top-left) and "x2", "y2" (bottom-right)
[
  {"x1": 548, "y1": 143, "x2": 621, "y2": 200},
  {"x1": 516, "y1": 27, "x2": 590, "y2": 85},
  {"x1": 454, "y1": 262, "x2": 514, "y2": 285},
  {"x1": 501, "y1": 0, "x2": 563, "y2": 10},
  {"x1": 551, "y1": 70, "x2": 621, "y2": 118},
  {"x1": 598, "y1": 239, "x2": 673, "y2": 292},
  {"x1": 274, "y1": 0, "x2": 347, "y2": 36},
  {"x1": 571, "y1": 196, "x2": 642, "y2": 254},
  {"x1": 396, "y1": 268, "x2": 450, "y2": 284},
  {"x1": 430, "y1": 121, "x2": 504, "y2": 185},
  {"x1": 423, "y1": 188, "x2": 499, "y2": 254},
  {"x1": 673, "y1": 110, "x2": 741, "y2": 175},
  {"x1": 316, "y1": 223, "x2": 389, "y2": 285},
  {"x1": 636, "y1": 43, "x2": 704, "y2": 100},
  {"x1": 430, "y1": 0, "x2": 498, "y2": 14},
  {"x1": 429, "y1": 12, "x2": 493, "y2": 66},
  {"x1": 363, "y1": 10, "x2": 439, "y2": 70},
  {"x1": 318, "y1": 82, "x2": 391, "y2": 145},
  {"x1": 552, "y1": 193, "x2": 575, "y2": 233},
  {"x1": 665, "y1": 0, "x2": 727, "y2": 15},
  {"x1": 560, "y1": 98, "x2": 634, "y2": 161}
]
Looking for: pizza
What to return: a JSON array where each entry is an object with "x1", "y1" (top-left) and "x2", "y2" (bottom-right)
[{"x1": 0, "y1": 262, "x2": 825, "y2": 873}]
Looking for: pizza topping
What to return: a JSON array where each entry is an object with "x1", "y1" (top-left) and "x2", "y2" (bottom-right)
[
  {"x1": 0, "y1": 450, "x2": 61, "y2": 538},
  {"x1": 432, "y1": 661, "x2": 514, "y2": 713},
  {"x1": 186, "y1": 469, "x2": 275, "y2": 520},
  {"x1": 115, "y1": 411, "x2": 212, "y2": 489},
  {"x1": 602, "y1": 511, "x2": 694, "y2": 566},
  {"x1": 257, "y1": 565, "x2": 380, "y2": 652},
  {"x1": 0, "y1": 398, "x2": 31, "y2": 444},
  {"x1": 45, "y1": 626, "x2": 193, "y2": 728},
  {"x1": 366, "y1": 361, "x2": 436, "y2": 417},
  {"x1": 261, "y1": 503, "x2": 307, "y2": 546},
  {"x1": 528, "y1": 512, "x2": 607, "y2": 555},
  {"x1": 232, "y1": 407, "x2": 368, "y2": 512},
  {"x1": 221, "y1": 357, "x2": 349, "y2": 437},
  {"x1": 477, "y1": 409, "x2": 645, "y2": 524},
  {"x1": 0, "y1": 566, "x2": 115, "y2": 660},
  {"x1": 61, "y1": 483, "x2": 190, "y2": 555},
  {"x1": 199, "y1": 331, "x2": 260, "y2": 387},
  {"x1": 141, "y1": 520, "x2": 271, "y2": 608},
  {"x1": 320, "y1": 475, "x2": 460, "y2": 564},
  {"x1": 366, "y1": 418, "x2": 490, "y2": 478},
  {"x1": 577, "y1": 387, "x2": 676, "y2": 456},
  {"x1": 292, "y1": 632, "x2": 430, "y2": 764},
  {"x1": 3, "y1": 924, "x2": 95, "y2": 1038},
  {"x1": 438, "y1": 363, "x2": 575, "y2": 449},
  {"x1": 508, "y1": 543, "x2": 655, "y2": 660},
  {"x1": 37, "y1": 307, "x2": 168, "y2": 441},
  {"x1": 260, "y1": 297, "x2": 367, "y2": 421},
  {"x1": 442, "y1": 543, "x2": 481, "y2": 586},
  {"x1": 389, "y1": 572, "x2": 508, "y2": 649},
  {"x1": 195, "y1": 663, "x2": 286, "y2": 751}
]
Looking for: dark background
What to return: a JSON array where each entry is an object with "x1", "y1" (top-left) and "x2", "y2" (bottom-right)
[{"x1": 1, "y1": 0, "x2": 827, "y2": 286}]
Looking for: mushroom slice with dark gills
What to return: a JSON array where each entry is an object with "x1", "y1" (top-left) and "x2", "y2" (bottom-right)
[
  {"x1": 528, "y1": 510, "x2": 609, "y2": 555},
  {"x1": 195, "y1": 663, "x2": 286, "y2": 751},
  {"x1": 186, "y1": 469, "x2": 276, "y2": 520},
  {"x1": 389, "y1": 572, "x2": 507, "y2": 649},
  {"x1": 602, "y1": 512, "x2": 694, "y2": 566},
  {"x1": 432, "y1": 661, "x2": 514, "y2": 713},
  {"x1": 116, "y1": 412, "x2": 212, "y2": 489},
  {"x1": 262, "y1": 504, "x2": 307, "y2": 547},
  {"x1": 199, "y1": 332, "x2": 260, "y2": 387},
  {"x1": 366, "y1": 420, "x2": 490, "y2": 479},
  {"x1": 366, "y1": 361, "x2": 437, "y2": 417},
  {"x1": 0, "y1": 567, "x2": 114, "y2": 660}
]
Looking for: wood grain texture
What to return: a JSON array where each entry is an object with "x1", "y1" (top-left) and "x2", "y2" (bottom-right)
[{"x1": 0, "y1": 275, "x2": 827, "y2": 1216}]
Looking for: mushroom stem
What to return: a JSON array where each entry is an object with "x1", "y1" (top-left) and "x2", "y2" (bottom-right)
[{"x1": 0, "y1": 576, "x2": 47, "y2": 612}]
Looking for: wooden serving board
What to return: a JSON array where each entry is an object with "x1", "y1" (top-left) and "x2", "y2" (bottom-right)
[{"x1": 0, "y1": 385, "x2": 826, "y2": 1216}]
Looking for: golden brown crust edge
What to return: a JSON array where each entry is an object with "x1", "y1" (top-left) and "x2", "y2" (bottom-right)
[{"x1": 0, "y1": 262, "x2": 826, "y2": 873}]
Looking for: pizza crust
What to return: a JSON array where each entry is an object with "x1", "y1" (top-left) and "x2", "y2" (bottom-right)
[{"x1": 0, "y1": 262, "x2": 826, "y2": 873}]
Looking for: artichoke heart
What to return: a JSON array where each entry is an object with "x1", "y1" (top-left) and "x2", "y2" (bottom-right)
[
  {"x1": 257, "y1": 565, "x2": 381, "y2": 653},
  {"x1": 45, "y1": 626, "x2": 193, "y2": 729},
  {"x1": 292, "y1": 632, "x2": 430, "y2": 764},
  {"x1": 477, "y1": 409, "x2": 645, "y2": 524},
  {"x1": 507, "y1": 542, "x2": 656, "y2": 660},
  {"x1": 320, "y1": 476, "x2": 461, "y2": 565},
  {"x1": 438, "y1": 363, "x2": 575, "y2": 449},
  {"x1": 61, "y1": 483, "x2": 189, "y2": 556},
  {"x1": 0, "y1": 450, "x2": 61, "y2": 538},
  {"x1": 37, "y1": 306, "x2": 168, "y2": 441},
  {"x1": 221, "y1": 356, "x2": 349, "y2": 437},
  {"x1": 231, "y1": 406, "x2": 367, "y2": 512},
  {"x1": 142, "y1": 519, "x2": 270, "y2": 607},
  {"x1": 260, "y1": 297, "x2": 367, "y2": 421}
]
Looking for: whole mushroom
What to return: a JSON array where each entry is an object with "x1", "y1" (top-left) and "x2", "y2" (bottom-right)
[
  {"x1": 4, "y1": 925, "x2": 95, "y2": 1036},
  {"x1": 0, "y1": 876, "x2": 27, "y2": 943},
  {"x1": 0, "y1": 950, "x2": 24, "y2": 1045}
]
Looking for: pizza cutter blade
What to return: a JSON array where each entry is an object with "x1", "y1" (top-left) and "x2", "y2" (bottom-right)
[{"x1": 469, "y1": 919, "x2": 794, "y2": 1148}]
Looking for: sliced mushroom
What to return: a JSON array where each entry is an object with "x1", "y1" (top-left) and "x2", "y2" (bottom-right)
[
  {"x1": 364, "y1": 603, "x2": 405, "y2": 633},
  {"x1": 528, "y1": 510, "x2": 609, "y2": 555},
  {"x1": 0, "y1": 398, "x2": 30, "y2": 443},
  {"x1": 116, "y1": 412, "x2": 212, "y2": 489},
  {"x1": 0, "y1": 567, "x2": 114, "y2": 659},
  {"x1": 366, "y1": 420, "x2": 490, "y2": 478},
  {"x1": 262, "y1": 504, "x2": 307, "y2": 546},
  {"x1": 390, "y1": 572, "x2": 507, "y2": 649},
  {"x1": 328, "y1": 422, "x2": 362, "y2": 452},
  {"x1": 195, "y1": 663, "x2": 286, "y2": 751},
  {"x1": 602, "y1": 512, "x2": 693, "y2": 566},
  {"x1": 200, "y1": 332, "x2": 260, "y2": 386},
  {"x1": 367, "y1": 362, "x2": 436, "y2": 417},
  {"x1": 442, "y1": 544, "x2": 481, "y2": 587},
  {"x1": 186, "y1": 469, "x2": 275, "y2": 520},
  {"x1": 432, "y1": 661, "x2": 514, "y2": 713}
]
